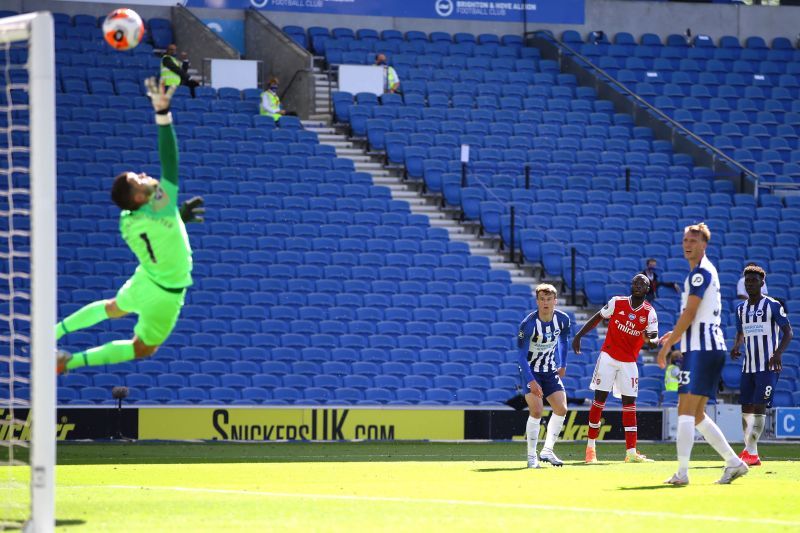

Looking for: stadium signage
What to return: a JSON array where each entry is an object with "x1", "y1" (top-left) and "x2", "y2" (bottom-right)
[
  {"x1": 8, "y1": 408, "x2": 666, "y2": 441},
  {"x1": 0, "y1": 409, "x2": 71, "y2": 441},
  {"x1": 464, "y1": 409, "x2": 664, "y2": 440},
  {"x1": 0, "y1": 408, "x2": 138, "y2": 441},
  {"x1": 181, "y1": 0, "x2": 585, "y2": 24},
  {"x1": 212, "y1": 408, "x2": 351, "y2": 440},
  {"x1": 139, "y1": 408, "x2": 464, "y2": 441},
  {"x1": 775, "y1": 408, "x2": 800, "y2": 438}
]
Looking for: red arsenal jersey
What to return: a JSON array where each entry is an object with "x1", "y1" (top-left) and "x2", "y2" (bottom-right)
[{"x1": 599, "y1": 296, "x2": 659, "y2": 362}]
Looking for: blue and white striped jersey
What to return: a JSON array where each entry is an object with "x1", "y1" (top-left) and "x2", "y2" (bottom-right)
[
  {"x1": 681, "y1": 254, "x2": 726, "y2": 352},
  {"x1": 517, "y1": 309, "x2": 571, "y2": 382},
  {"x1": 736, "y1": 296, "x2": 790, "y2": 373}
]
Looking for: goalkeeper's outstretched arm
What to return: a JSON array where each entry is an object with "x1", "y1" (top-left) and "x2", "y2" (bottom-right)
[
  {"x1": 145, "y1": 77, "x2": 179, "y2": 190},
  {"x1": 158, "y1": 122, "x2": 179, "y2": 189}
]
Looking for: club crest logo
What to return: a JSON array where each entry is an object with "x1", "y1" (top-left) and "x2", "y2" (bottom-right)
[{"x1": 435, "y1": 0, "x2": 454, "y2": 17}]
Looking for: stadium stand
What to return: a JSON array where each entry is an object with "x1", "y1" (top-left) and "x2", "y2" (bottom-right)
[
  {"x1": 562, "y1": 30, "x2": 800, "y2": 184},
  {"x1": 312, "y1": 26, "x2": 800, "y2": 404},
  {"x1": 0, "y1": 14, "x2": 797, "y2": 407},
  {"x1": 35, "y1": 14, "x2": 568, "y2": 408}
]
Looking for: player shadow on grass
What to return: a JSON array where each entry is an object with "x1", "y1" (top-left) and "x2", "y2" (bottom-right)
[
  {"x1": 1, "y1": 518, "x2": 85, "y2": 530},
  {"x1": 617, "y1": 485, "x2": 684, "y2": 491},
  {"x1": 473, "y1": 466, "x2": 531, "y2": 472}
]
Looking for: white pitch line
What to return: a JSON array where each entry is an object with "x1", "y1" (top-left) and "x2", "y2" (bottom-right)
[
  {"x1": 63, "y1": 454, "x2": 524, "y2": 461},
  {"x1": 65, "y1": 484, "x2": 798, "y2": 527},
  {"x1": 74, "y1": 454, "x2": 800, "y2": 462}
]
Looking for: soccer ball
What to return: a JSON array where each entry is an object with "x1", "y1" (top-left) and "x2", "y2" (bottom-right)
[{"x1": 102, "y1": 8, "x2": 145, "y2": 51}]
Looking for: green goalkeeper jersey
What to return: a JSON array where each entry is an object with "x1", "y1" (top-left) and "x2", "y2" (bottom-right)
[{"x1": 119, "y1": 123, "x2": 193, "y2": 289}]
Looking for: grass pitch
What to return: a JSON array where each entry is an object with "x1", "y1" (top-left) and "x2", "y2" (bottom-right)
[{"x1": 4, "y1": 441, "x2": 800, "y2": 531}]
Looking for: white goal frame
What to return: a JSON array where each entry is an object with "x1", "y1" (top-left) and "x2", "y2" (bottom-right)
[{"x1": 0, "y1": 11, "x2": 56, "y2": 533}]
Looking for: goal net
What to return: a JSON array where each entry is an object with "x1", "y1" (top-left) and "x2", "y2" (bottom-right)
[{"x1": 0, "y1": 12, "x2": 56, "y2": 533}]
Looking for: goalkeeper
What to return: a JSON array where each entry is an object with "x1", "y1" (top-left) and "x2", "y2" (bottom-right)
[{"x1": 56, "y1": 78, "x2": 204, "y2": 374}]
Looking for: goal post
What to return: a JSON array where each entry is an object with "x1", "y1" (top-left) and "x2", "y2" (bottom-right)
[{"x1": 0, "y1": 11, "x2": 56, "y2": 533}]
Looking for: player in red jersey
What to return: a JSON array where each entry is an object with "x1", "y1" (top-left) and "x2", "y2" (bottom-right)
[{"x1": 572, "y1": 274, "x2": 659, "y2": 463}]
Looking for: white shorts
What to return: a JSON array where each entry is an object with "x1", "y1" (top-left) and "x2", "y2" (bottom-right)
[{"x1": 589, "y1": 351, "x2": 639, "y2": 398}]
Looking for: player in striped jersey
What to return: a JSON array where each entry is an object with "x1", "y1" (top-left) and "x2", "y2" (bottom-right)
[
  {"x1": 517, "y1": 284, "x2": 571, "y2": 468},
  {"x1": 658, "y1": 223, "x2": 748, "y2": 485},
  {"x1": 731, "y1": 265, "x2": 793, "y2": 466}
]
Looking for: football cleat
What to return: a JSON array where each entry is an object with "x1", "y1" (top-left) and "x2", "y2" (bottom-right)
[
  {"x1": 740, "y1": 450, "x2": 761, "y2": 466},
  {"x1": 539, "y1": 448, "x2": 564, "y2": 467},
  {"x1": 527, "y1": 455, "x2": 540, "y2": 469},
  {"x1": 664, "y1": 472, "x2": 689, "y2": 486},
  {"x1": 715, "y1": 462, "x2": 749, "y2": 484},
  {"x1": 56, "y1": 350, "x2": 72, "y2": 376},
  {"x1": 625, "y1": 451, "x2": 655, "y2": 463},
  {"x1": 585, "y1": 446, "x2": 598, "y2": 464}
]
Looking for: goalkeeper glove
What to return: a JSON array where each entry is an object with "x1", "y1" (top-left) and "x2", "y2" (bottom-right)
[
  {"x1": 180, "y1": 196, "x2": 205, "y2": 224},
  {"x1": 144, "y1": 76, "x2": 177, "y2": 125}
]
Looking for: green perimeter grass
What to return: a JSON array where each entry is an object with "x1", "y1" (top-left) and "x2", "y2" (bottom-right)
[{"x1": 3, "y1": 442, "x2": 800, "y2": 531}]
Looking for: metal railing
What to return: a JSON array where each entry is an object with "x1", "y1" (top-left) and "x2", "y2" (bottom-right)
[
  {"x1": 416, "y1": 156, "x2": 590, "y2": 303},
  {"x1": 528, "y1": 30, "x2": 763, "y2": 196},
  {"x1": 280, "y1": 66, "x2": 312, "y2": 100}
]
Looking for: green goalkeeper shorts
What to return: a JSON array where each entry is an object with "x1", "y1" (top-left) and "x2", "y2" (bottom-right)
[{"x1": 115, "y1": 268, "x2": 186, "y2": 346}]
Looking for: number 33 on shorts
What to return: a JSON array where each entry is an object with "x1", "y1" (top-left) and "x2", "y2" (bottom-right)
[{"x1": 679, "y1": 371, "x2": 691, "y2": 385}]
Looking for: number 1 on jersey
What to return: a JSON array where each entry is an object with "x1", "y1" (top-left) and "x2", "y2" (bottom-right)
[{"x1": 139, "y1": 232, "x2": 157, "y2": 263}]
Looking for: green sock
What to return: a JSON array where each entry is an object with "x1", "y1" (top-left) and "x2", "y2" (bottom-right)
[
  {"x1": 67, "y1": 340, "x2": 135, "y2": 370},
  {"x1": 55, "y1": 300, "x2": 109, "y2": 341}
]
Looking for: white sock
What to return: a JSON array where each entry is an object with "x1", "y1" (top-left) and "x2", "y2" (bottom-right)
[
  {"x1": 677, "y1": 415, "x2": 695, "y2": 476},
  {"x1": 741, "y1": 413, "x2": 755, "y2": 449},
  {"x1": 746, "y1": 414, "x2": 766, "y2": 455},
  {"x1": 626, "y1": 448, "x2": 636, "y2": 456},
  {"x1": 543, "y1": 413, "x2": 566, "y2": 451},
  {"x1": 587, "y1": 438, "x2": 596, "y2": 449},
  {"x1": 526, "y1": 416, "x2": 541, "y2": 457},
  {"x1": 696, "y1": 415, "x2": 740, "y2": 467}
]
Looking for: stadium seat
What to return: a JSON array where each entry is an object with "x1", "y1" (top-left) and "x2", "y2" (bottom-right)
[{"x1": 48, "y1": 17, "x2": 800, "y2": 410}]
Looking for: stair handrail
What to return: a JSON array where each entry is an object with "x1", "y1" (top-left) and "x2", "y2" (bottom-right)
[{"x1": 529, "y1": 30, "x2": 761, "y2": 194}]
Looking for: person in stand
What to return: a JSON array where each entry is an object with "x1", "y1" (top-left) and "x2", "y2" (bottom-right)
[
  {"x1": 641, "y1": 258, "x2": 680, "y2": 303},
  {"x1": 664, "y1": 350, "x2": 682, "y2": 393},
  {"x1": 375, "y1": 53, "x2": 400, "y2": 94},
  {"x1": 161, "y1": 43, "x2": 199, "y2": 98},
  {"x1": 260, "y1": 77, "x2": 296, "y2": 121}
]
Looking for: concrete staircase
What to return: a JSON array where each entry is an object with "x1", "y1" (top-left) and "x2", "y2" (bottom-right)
[
  {"x1": 303, "y1": 60, "x2": 589, "y2": 320},
  {"x1": 309, "y1": 64, "x2": 335, "y2": 123}
]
